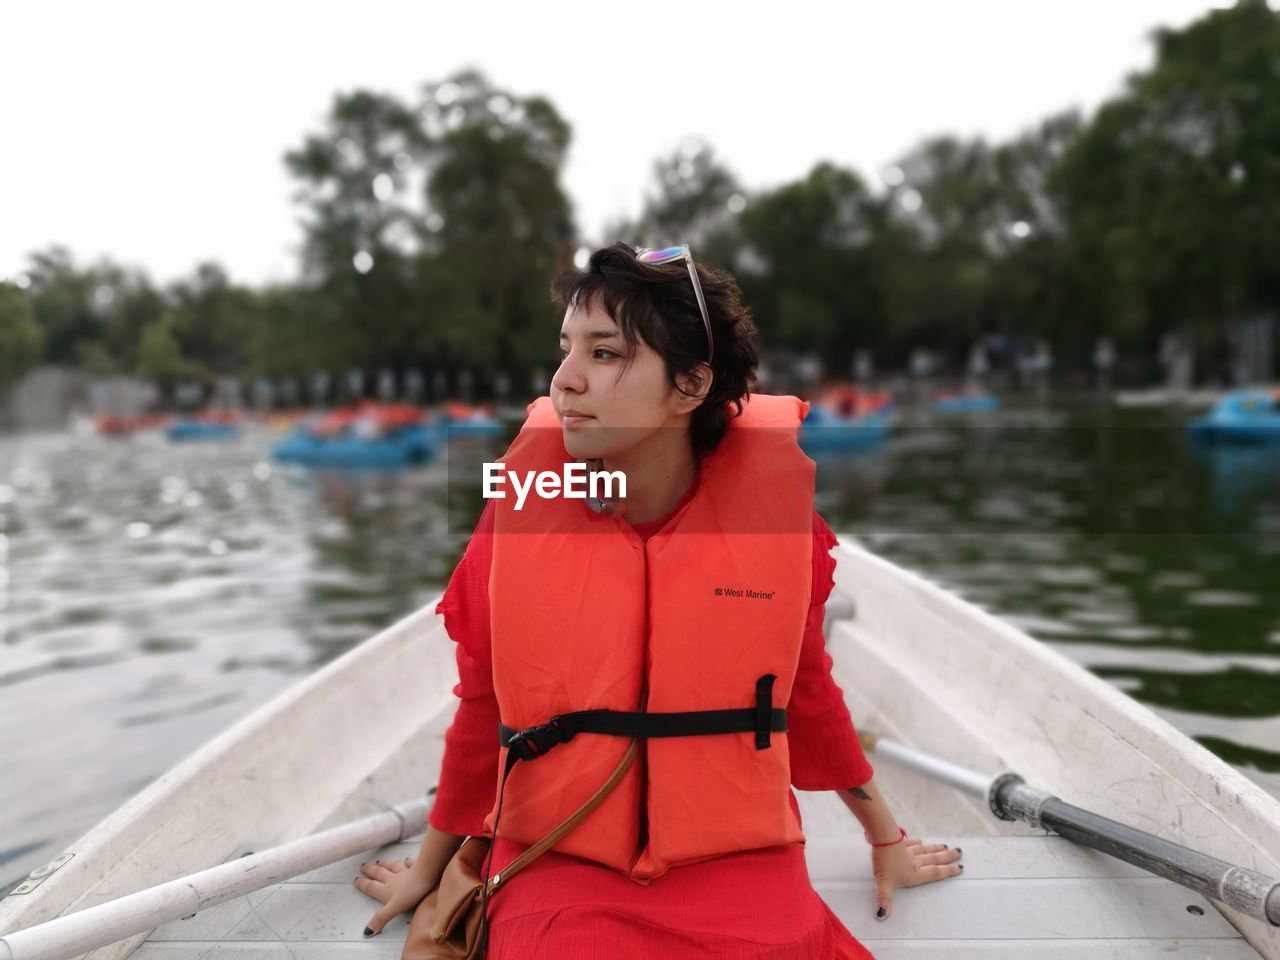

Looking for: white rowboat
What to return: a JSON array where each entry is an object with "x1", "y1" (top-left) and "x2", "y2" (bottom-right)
[{"x1": 2, "y1": 537, "x2": 1278, "y2": 958}]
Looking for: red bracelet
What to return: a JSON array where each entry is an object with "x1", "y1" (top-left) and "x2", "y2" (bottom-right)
[{"x1": 865, "y1": 826, "x2": 907, "y2": 848}]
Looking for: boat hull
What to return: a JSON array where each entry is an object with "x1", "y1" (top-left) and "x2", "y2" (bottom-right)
[
  {"x1": 824, "y1": 538, "x2": 1280, "y2": 957},
  {"x1": 933, "y1": 394, "x2": 1000, "y2": 414},
  {"x1": 271, "y1": 426, "x2": 437, "y2": 467},
  {"x1": 1188, "y1": 391, "x2": 1280, "y2": 445},
  {"x1": 4, "y1": 541, "x2": 1277, "y2": 957},
  {"x1": 165, "y1": 423, "x2": 240, "y2": 442},
  {"x1": 800, "y1": 413, "x2": 890, "y2": 453}
]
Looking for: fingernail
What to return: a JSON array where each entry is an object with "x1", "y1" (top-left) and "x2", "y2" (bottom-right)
[
  {"x1": 941, "y1": 844, "x2": 948, "y2": 849},
  {"x1": 876, "y1": 907, "x2": 887, "y2": 920},
  {"x1": 363, "y1": 926, "x2": 373, "y2": 937},
  {"x1": 958, "y1": 864, "x2": 965, "y2": 871},
  {"x1": 955, "y1": 848, "x2": 962, "y2": 855}
]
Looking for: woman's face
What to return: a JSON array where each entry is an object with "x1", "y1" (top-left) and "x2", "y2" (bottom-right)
[{"x1": 550, "y1": 298, "x2": 700, "y2": 461}]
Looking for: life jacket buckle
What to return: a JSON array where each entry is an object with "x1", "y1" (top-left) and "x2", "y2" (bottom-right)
[{"x1": 507, "y1": 715, "x2": 572, "y2": 762}]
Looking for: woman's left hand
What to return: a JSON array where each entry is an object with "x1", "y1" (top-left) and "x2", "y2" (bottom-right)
[{"x1": 871, "y1": 836, "x2": 963, "y2": 921}]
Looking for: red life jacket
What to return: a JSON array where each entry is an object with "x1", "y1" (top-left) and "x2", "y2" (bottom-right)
[{"x1": 485, "y1": 394, "x2": 816, "y2": 883}]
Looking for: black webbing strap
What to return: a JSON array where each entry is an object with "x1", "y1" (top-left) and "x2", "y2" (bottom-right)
[
  {"x1": 497, "y1": 673, "x2": 785, "y2": 761},
  {"x1": 755, "y1": 674, "x2": 777, "y2": 749}
]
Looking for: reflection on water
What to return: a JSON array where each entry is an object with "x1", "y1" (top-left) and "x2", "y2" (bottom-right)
[
  {"x1": 0, "y1": 427, "x2": 477, "y2": 891},
  {"x1": 1190, "y1": 439, "x2": 1280, "y2": 517},
  {"x1": 1, "y1": 407, "x2": 1278, "y2": 894},
  {"x1": 821, "y1": 409, "x2": 1280, "y2": 803}
]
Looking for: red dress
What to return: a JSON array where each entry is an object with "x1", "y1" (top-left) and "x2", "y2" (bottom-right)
[{"x1": 430, "y1": 488, "x2": 877, "y2": 959}]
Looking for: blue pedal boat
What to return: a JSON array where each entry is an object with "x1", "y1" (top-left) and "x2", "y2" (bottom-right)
[
  {"x1": 933, "y1": 392, "x2": 1001, "y2": 414},
  {"x1": 166, "y1": 419, "x2": 242, "y2": 442},
  {"x1": 1189, "y1": 390, "x2": 1280, "y2": 445},
  {"x1": 272, "y1": 422, "x2": 437, "y2": 468},
  {"x1": 799, "y1": 405, "x2": 890, "y2": 453}
]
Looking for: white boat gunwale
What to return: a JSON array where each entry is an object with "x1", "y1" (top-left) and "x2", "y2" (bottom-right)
[{"x1": 0, "y1": 538, "x2": 1276, "y2": 957}]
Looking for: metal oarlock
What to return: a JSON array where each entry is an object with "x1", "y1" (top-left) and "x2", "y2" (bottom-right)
[{"x1": 858, "y1": 730, "x2": 1280, "y2": 927}]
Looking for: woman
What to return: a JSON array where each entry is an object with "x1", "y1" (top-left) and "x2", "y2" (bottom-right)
[{"x1": 354, "y1": 243, "x2": 963, "y2": 957}]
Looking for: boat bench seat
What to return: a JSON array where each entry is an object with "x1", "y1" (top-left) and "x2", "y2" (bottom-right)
[{"x1": 131, "y1": 834, "x2": 1255, "y2": 958}]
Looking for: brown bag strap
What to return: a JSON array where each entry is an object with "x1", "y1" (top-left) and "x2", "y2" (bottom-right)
[{"x1": 483, "y1": 737, "x2": 639, "y2": 894}]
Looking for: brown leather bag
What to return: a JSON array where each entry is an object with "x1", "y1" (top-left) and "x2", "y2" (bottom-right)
[{"x1": 402, "y1": 738, "x2": 639, "y2": 960}]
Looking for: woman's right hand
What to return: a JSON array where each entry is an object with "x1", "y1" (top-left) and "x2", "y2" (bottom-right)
[{"x1": 353, "y1": 856, "x2": 440, "y2": 937}]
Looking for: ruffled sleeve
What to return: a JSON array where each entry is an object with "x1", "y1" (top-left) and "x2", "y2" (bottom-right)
[
  {"x1": 427, "y1": 501, "x2": 501, "y2": 836},
  {"x1": 787, "y1": 510, "x2": 875, "y2": 791}
]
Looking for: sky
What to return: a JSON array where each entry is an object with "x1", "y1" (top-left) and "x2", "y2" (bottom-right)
[{"x1": 1, "y1": 0, "x2": 1223, "y2": 287}]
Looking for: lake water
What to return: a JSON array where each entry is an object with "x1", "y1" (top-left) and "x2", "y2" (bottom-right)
[{"x1": 2, "y1": 402, "x2": 1278, "y2": 895}]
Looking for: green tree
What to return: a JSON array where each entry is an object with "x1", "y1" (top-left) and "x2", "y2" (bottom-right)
[
  {"x1": 21, "y1": 247, "x2": 164, "y2": 374},
  {"x1": 247, "y1": 283, "x2": 319, "y2": 379},
  {"x1": 413, "y1": 69, "x2": 576, "y2": 378},
  {"x1": 22, "y1": 246, "x2": 97, "y2": 366},
  {"x1": 167, "y1": 263, "x2": 258, "y2": 375},
  {"x1": 986, "y1": 111, "x2": 1081, "y2": 354},
  {"x1": 879, "y1": 136, "x2": 1002, "y2": 356},
  {"x1": 0, "y1": 283, "x2": 43, "y2": 386},
  {"x1": 610, "y1": 140, "x2": 744, "y2": 243},
  {"x1": 736, "y1": 162, "x2": 883, "y2": 370},
  {"x1": 1053, "y1": 0, "x2": 1280, "y2": 373},
  {"x1": 136, "y1": 313, "x2": 182, "y2": 384},
  {"x1": 285, "y1": 88, "x2": 426, "y2": 372},
  {"x1": 601, "y1": 139, "x2": 749, "y2": 284},
  {"x1": 282, "y1": 70, "x2": 577, "y2": 384}
]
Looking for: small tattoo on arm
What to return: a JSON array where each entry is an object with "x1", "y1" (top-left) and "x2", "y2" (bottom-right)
[{"x1": 845, "y1": 786, "x2": 871, "y2": 801}]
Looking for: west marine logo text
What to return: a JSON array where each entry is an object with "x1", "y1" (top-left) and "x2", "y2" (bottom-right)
[{"x1": 713, "y1": 587, "x2": 775, "y2": 600}]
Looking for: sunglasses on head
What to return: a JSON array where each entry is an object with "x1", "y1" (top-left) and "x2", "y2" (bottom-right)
[{"x1": 635, "y1": 244, "x2": 714, "y2": 365}]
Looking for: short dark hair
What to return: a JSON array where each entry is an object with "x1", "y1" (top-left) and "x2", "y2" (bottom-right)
[{"x1": 550, "y1": 242, "x2": 760, "y2": 457}]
